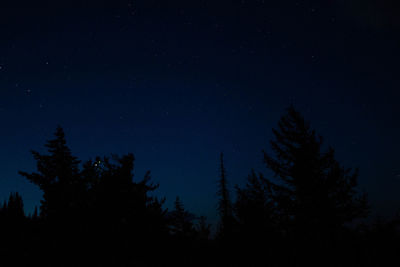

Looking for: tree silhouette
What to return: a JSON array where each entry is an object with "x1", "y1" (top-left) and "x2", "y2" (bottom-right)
[
  {"x1": 235, "y1": 169, "x2": 277, "y2": 237},
  {"x1": 0, "y1": 192, "x2": 27, "y2": 265},
  {"x1": 80, "y1": 153, "x2": 169, "y2": 265},
  {"x1": 19, "y1": 126, "x2": 84, "y2": 221},
  {"x1": 262, "y1": 105, "x2": 369, "y2": 264},
  {"x1": 233, "y1": 170, "x2": 283, "y2": 265},
  {"x1": 87, "y1": 154, "x2": 167, "y2": 231},
  {"x1": 1, "y1": 192, "x2": 25, "y2": 219},
  {"x1": 17, "y1": 127, "x2": 171, "y2": 266},
  {"x1": 216, "y1": 152, "x2": 234, "y2": 239},
  {"x1": 169, "y1": 196, "x2": 196, "y2": 239},
  {"x1": 2, "y1": 113, "x2": 393, "y2": 266}
]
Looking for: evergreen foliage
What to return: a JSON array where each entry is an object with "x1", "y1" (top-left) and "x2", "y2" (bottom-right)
[
  {"x1": 216, "y1": 152, "x2": 234, "y2": 239},
  {"x1": 0, "y1": 108, "x2": 397, "y2": 266},
  {"x1": 19, "y1": 126, "x2": 83, "y2": 220},
  {"x1": 262, "y1": 105, "x2": 369, "y2": 236},
  {"x1": 169, "y1": 196, "x2": 196, "y2": 239}
]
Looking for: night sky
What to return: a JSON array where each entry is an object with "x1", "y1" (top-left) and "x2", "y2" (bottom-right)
[{"x1": 1, "y1": 0, "x2": 400, "y2": 224}]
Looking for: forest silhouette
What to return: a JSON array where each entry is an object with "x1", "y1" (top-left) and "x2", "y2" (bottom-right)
[{"x1": 1, "y1": 106, "x2": 399, "y2": 266}]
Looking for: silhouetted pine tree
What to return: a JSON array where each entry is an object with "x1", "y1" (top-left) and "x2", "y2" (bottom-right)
[
  {"x1": 217, "y1": 152, "x2": 234, "y2": 239},
  {"x1": 80, "y1": 153, "x2": 169, "y2": 265},
  {"x1": 263, "y1": 105, "x2": 369, "y2": 264},
  {"x1": 0, "y1": 192, "x2": 27, "y2": 265},
  {"x1": 19, "y1": 126, "x2": 85, "y2": 221},
  {"x1": 17, "y1": 127, "x2": 91, "y2": 266},
  {"x1": 169, "y1": 196, "x2": 196, "y2": 239},
  {"x1": 0, "y1": 192, "x2": 25, "y2": 221},
  {"x1": 87, "y1": 154, "x2": 167, "y2": 232},
  {"x1": 235, "y1": 169, "x2": 277, "y2": 237},
  {"x1": 233, "y1": 170, "x2": 283, "y2": 265}
]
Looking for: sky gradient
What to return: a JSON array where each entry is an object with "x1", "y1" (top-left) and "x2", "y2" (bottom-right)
[{"x1": 1, "y1": 0, "x2": 399, "y2": 224}]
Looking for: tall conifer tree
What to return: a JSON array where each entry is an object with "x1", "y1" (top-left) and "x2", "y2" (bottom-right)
[
  {"x1": 263, "y1": 105, "x2": 369, "y2": 238},
  {"x1": 217, "y1": 152, "x2": 234, "y2": 239},
  {"x1": 19, "y1": 126, "x2": 83, "y2": 220}
]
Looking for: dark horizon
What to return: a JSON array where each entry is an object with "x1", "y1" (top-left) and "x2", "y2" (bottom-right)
[{"x1": 1, "y1": 104, "x2": 397, "y2": 266}]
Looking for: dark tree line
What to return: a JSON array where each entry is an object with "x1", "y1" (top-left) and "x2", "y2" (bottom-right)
[
  {"x1": 0, "y1": 106, "x2": 399, "y2": 266},
  {"x1": 216, "y1": 106, "x2": 399, "y2": 266}
]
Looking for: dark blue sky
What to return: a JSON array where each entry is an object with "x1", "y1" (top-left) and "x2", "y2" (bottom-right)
[{"x1": 1, "y1": 0, "x2": 399, "y2": 224}]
